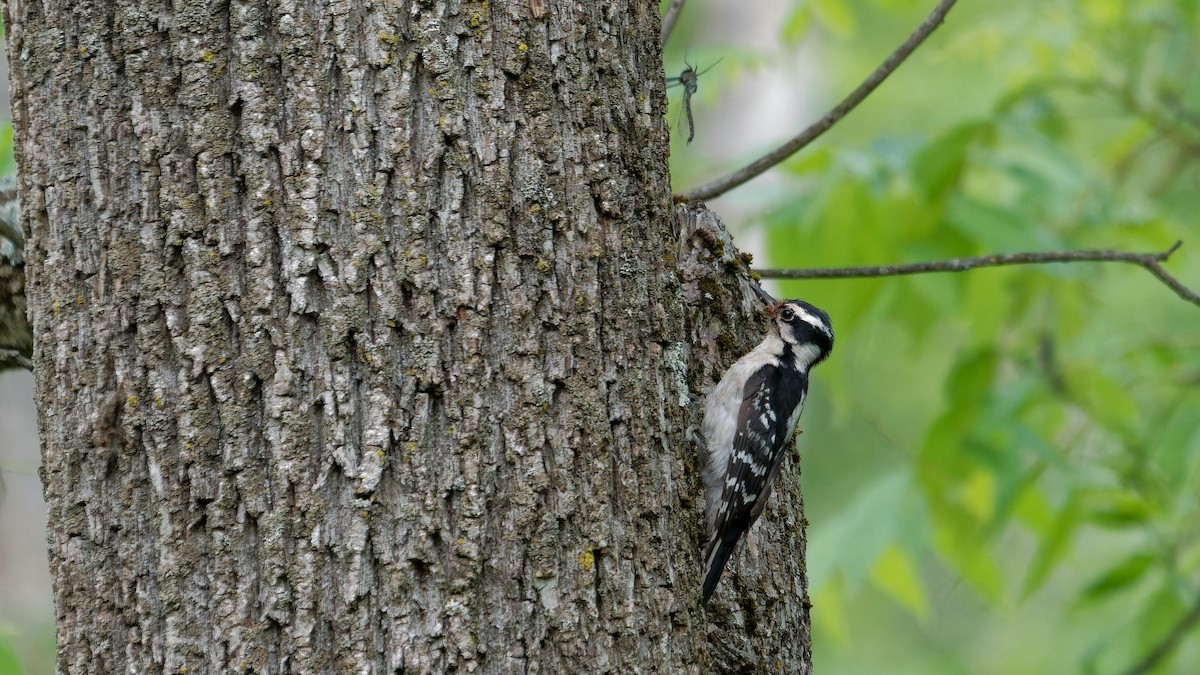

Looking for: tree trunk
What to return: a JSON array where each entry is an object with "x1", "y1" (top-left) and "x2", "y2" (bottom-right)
[{"x1": 6, "y1": 0, "x2": 811, "y2": 671}]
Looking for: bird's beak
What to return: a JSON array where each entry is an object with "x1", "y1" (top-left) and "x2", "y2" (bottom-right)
[{"x1": 751, "y1": 284, "x2": 776, "y2": 306}]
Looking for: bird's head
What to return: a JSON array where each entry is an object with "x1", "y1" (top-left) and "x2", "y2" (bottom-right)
[{"x1": 753, "y1": 285, "x2": 835, "y2": 366}]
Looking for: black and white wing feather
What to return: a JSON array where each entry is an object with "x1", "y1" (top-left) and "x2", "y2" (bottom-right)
[{"x1": 702, "y1": 363, "x2": 808, "y2": 602}]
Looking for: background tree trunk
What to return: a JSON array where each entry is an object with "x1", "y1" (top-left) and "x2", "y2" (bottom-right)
[{"x1": 6, "y1": 0, "x2": 811, "y2": 671}]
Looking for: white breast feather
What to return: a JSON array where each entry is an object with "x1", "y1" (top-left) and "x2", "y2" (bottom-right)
[{"x1": 701, "y1": 334, "x2": 786, "y2": 533}]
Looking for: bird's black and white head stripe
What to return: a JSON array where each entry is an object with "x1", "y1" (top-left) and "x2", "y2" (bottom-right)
[{"x1": 771, "y1": 299, "x2": 834, "y2": 371}]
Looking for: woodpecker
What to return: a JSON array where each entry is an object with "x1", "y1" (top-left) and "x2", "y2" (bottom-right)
[{"x1": 700, "y1": 287, "x2": 834, "y2": 603}]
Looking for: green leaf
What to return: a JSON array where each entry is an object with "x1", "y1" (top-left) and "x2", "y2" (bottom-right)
[
  {"x1": 1081, "y1": 553, "x2": 1156, "y2": 600},
  {"x1": 1100, "y1": 118, "x2": 1153, "y2": 166},
  {"x1": 912, "y1": 122, "x2": 994, "y2": 201},
  {"x1": 1010, "y1": 94, "x2": 1070, "y2": 140},
  {"x1": 1012, "y1": 483, "x2": 1053, "y2": 535},
  {"x1": 1137, "y1": 584, "x2": 1188, "y2": 657},
  {"x1": 807, "y1": 470, "x2": 914, "y2": 587},
  {"x1": 1063, "y1": 364, "x2": 1139, "y2": 438},
  {"x1": 781, "y1": 145, "x2": 834, "y2": 178},
  {"x1": 811, "y1": 0, "x2": 856, "y2": 38},
  {"x1": 869, "y1": 545, "x2": 929, "y2": 621},
  {"x1": 867, "y1": 0, "x2": 921, "y2": 9},
  {"x1": 958, "y1": 467, "x2": 997, "y2": 523},
  {"x1": 782, "y1": 5, "x2": 812, "y2": 45},
  {"x1": 933, "y1": 518, "x2": 1003, "y2": 603},
  {"x1": 1022, "y1": 494, "x2": 1082, "y2": 597},
  {"x1": 1149, "y1": 391, "x2": 1200, "y2": 488},
  {"x1": 1080, "y1": 0, "x2": 1125, "y2": 26},
  {"x1": 1010, "y1": 423, "x2": 1067, "y2": 469},
  {"x1": 812, "y1": 578, "x2": 851, "y2": 647},
  {"x1": 944, "y1": 193, "x2": 1035, "y2": 252},
  {"x1": 884, "y1": 275, "x2": 945, "y2": 344},
  {"x1": 947, "y1": 347, "x2": 998, "y2": 403},
  {"x1": 1180, "y1": 534, "x2": 1200, "y2": 575},
  {"x1": 1082, "y1": 489, "x2": 1157, "y2": 529},
  {"x1": 960, "y1": 269, "x2": 1019, "y2": 349}
]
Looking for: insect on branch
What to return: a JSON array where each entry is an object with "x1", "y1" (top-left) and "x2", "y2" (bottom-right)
[{"x1": 667, "y1": 58, "x2": 723, "y2": 144}]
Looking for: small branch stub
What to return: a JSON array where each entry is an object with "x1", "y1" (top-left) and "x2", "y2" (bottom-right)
[{"x1": 0, "y1": 348, "x2": 33, "y2": 371}]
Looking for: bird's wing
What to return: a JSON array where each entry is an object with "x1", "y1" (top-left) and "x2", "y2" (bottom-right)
[
  {"x1": 712, "y1": 365, "x2": 778, "y2": 537},
  {"x1": 702, "y1": 363, "x2": 809, "y2": 602}
]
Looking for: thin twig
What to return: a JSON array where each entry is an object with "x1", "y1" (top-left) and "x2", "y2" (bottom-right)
[
  {"x1": 661, "y1": 0, "x2": 688, "y2": 48},
  {"x1": 682, "y1": 0, "x2": 958, "y2": 201},
  {"x1": 1142, "y1": 258, "x2": 1200, "y2": 308},
  {"x1": 0, "y1": 348, "x2": 33, "y2": 371},
  {"x1": 1121, "y1": 594, "x2": 1200, "y2": 675},
  {"x1": 755, "y1": 241, "x2": 1200, "y2": 309}
]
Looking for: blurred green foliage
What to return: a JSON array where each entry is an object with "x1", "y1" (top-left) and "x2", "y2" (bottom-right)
[
  {"x1": 668, "y1": 0, "x2": 1200, "y2": 672},
  {"x1": 0, "y1": 631, "x2": 23, "y2": 675},
  {"x1": 0, "y1": 126, "x2": 15, "y2": 178}
]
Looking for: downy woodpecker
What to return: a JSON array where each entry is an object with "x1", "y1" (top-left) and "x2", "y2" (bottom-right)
[{"x1": 700, "y1": 287, "x2": 834, "y2": 603}]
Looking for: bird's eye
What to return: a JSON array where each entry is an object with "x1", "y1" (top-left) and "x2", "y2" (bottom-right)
[{"x1": 780, "y1": 307, "x2": 795, "y2": 322}]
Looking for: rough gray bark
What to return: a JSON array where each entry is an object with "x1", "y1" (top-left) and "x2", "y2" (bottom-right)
[{"x1": 6, "y1": 0, "x2": 810, "y2": 672}]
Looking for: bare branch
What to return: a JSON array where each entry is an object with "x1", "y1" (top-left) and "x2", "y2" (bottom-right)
[
  {"x1": 758, "y1": 243, "x2": 1182, "y2": 278},
  {"x1": 1121, "y1": 594, "x2": 1200, "y2": 675},
  {"x1": 755, "y1": 241, "x2": 1200, "y2": 309},
  {"x1": 1141, "y1": 256, "x2": 1200, "y2": 308},
  {"x1": 661, "y1": 0, "x2": 687, "y2": 48},
  {"x1": 682, "y1": 0, "x2": 958, "y2": 201},
  {"x1": 0, "y1": 348, "x2": 32, "y2": 372}
]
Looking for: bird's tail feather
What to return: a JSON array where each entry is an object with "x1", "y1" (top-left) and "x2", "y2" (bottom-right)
[{"x1": 702, "y1": 531, "x2": 741, "y2": 604}]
